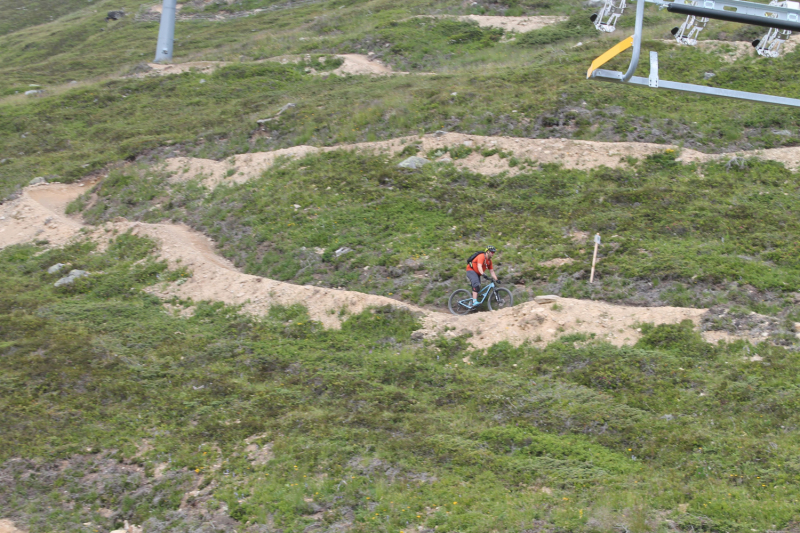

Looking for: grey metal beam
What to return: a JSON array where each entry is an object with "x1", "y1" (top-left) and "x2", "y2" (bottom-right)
[
  {"x1": 667, "y1": 2, "x2": 800, "y2": 32},
  {"x1": 154, "y1": 0, "x2": 177, "y2": 63},
  {"x1": 622, "y1": 0, "x2": 646, "y2": 81},
  {"x1": 591, "y1": 68, "x2": 800, "y2": 107}
]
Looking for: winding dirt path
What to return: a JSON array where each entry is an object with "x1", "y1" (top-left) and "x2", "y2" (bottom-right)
[
  {"x1": 164, "y1": 131, "x2": 800, "y2": 188},
  {"x1": 1, "y1": 180, "x2": 743, "y2": 348}
]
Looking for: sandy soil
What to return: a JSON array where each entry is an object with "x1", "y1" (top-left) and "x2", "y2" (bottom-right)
[
  {"x1": 413, "y1": 15, "x2": 567, "y2": 33},
  {"x1": 137, "y1": 53, "x2": 408, "y2": 78},
  {"x1": 164, "y1": 131, "x2": 800, "y2": 188},
  {"x1": 460, "y1": 15, "x2": 568, "y2": 33},
  {"x1": 140, "y1": 61, "x2": 225, "y2": 77},
  {"x1": 329, "y1": 54, "x2": 404, "y2": 76},
  {"x1": 0, "y1": 521, "x2": 24, "y2": 533},
  {"x1": 1, "y1": 181, "x2": 750, "y2": 348}
]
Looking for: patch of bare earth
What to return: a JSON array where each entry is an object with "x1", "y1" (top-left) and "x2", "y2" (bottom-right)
[
  {"x1": 1, "y1": 182, "x2": 756, "y2": 347},
  {"x1": 413, "y1": 15, "x2": 567, "y2": 32},
  {"x1": 0, "y1": 520, "x2": 25, "y2": 533},
  {"x1": 136, "y1": 53, "x2": 409, "y2": 80}
]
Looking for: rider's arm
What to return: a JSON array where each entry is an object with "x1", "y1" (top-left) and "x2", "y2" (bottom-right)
[
  {"x1": 476, "y1": 262, "x2": 485, "y2": 276},
  {"x1": 489, "y1": 268, "x2": 498, "y2": 281}
]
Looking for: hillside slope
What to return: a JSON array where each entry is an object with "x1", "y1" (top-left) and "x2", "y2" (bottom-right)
[{"x1": 3, "y1": 0, "x2": 800, "y2": 531}]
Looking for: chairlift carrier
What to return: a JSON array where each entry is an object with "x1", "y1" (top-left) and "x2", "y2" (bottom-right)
[{"x1": 587, "y1": 0, "x2": 800, "y2": 107}]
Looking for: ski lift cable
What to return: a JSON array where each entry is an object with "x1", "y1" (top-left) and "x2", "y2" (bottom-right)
[{"x1": 587, "y1": 0, "x2": 800, "y2": 107}]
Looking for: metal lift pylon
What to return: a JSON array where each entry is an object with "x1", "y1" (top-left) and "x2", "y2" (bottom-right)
[{"x1": 587, "y1": 0, "x2": 800, "y2": 107}]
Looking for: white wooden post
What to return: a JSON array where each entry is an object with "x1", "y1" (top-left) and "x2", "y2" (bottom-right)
[{"x1": 589, "y1": 233, "x2": 600, "y2": 283}]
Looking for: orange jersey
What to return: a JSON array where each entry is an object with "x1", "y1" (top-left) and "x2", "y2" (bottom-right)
[{"x1": 467, "y1": 253, "x2": 493, "y2": 273}]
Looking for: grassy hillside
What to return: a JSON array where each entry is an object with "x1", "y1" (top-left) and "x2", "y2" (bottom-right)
[
  {"x1": 0, "y1": 0, "x2": 95, "y2": 36},
  {"x1": 4, "y1": 0, "x2": 800, "y2": 531},
  {"x1": 3, "y1": 2, "x2": 800, "y2": 199},
  {"x1": 2, "y1": 237, "x2": 800, "y2": 532},
  {"x1": 74, "y1": 148, "x2": 800, "y2": 339}
]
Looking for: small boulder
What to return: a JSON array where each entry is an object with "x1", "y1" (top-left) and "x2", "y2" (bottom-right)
[
  {"x1": 403, "y1": 258, "x2": 423, "y2": 270},
  {"x1": 47, "y1": 263, "x2": 66, "y2": 274},
  {"x1": 29, "y1": 176, "x2": 47, "y2": 185},
  {"x1": 387, "y1": 267, "x2": 404, "y2": 278},
  {"x1": 334, "y1": 246, "x2": 353, "y2": 258},
  {"x1": 534, "y1": 295, "x2": 560, "y2": 304},
  {"x1": 54, "y1": 269, "x2": 89, "y2": 287},
  {"x1": 397, "y1": 156, "x2": 429, "y2": 169},
  {"x1": 106, "y1": 10, "x2": 126, "y2": 21},
  {"x1": 24, "y1": 89, "x2": 44, "y2": 96},
  {"x1": 703, "y1": 72, "x2": 715, "y2": 80}
]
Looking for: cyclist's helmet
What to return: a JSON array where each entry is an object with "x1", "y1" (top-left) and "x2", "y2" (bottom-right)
[{"x1": 485, "y1": 246, "x2": 497, "y2": 253}]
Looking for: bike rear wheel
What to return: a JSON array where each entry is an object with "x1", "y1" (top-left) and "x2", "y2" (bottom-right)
[
  {"x1": 448, "y1": 289, "x2": 473, "y2": 316},
  {"x1": 488, "y1": 287, "x2": 513, "y2": 311}
]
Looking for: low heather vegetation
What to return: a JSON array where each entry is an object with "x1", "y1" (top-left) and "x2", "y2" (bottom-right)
[{"x1": 2, "y1": 238, "x2": 800, "y2": 532}]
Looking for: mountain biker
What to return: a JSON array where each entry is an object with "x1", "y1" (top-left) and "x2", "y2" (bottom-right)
[{"x1": 466, "y1": 246, "x2": 499, "y2": 307}]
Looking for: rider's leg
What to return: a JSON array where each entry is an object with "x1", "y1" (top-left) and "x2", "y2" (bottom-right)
[{"x1": 466, "y1": 271, "x2": 481, "y2": 306}]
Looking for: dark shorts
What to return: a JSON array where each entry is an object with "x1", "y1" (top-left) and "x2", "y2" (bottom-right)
[{"x1": 466, "y1": 270, "x2": 481, "y2": 292}]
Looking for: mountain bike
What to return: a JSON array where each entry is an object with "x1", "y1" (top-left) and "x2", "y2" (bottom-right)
[{"x1": 447, "y1": 277, "x2": 513, "y2": 315}]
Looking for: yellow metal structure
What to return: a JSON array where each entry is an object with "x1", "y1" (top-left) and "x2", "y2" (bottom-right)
[{"x1": 586, "y1": 36, "x2": 634, "y2": 78}]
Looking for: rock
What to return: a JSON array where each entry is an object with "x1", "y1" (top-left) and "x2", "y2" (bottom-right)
[
  {"x1": 571, "y1": 270, "x2": 586, "y2": 280},
  {"x1": 660, "y1": 414, "x2": 674, "y2": 421},
  {"x1": 397, "y1": 156, "x2": 430, "y2": 169},
  {"x1": 388, "y1": 267, "x2": 404, "y2": 278},
  {"x1": 772, "y1": 129, "x2": 793, "y2": 136},
  {"x1": 24, "y1": 89, "x2": 44, "y2": 96},
  {"x1": 277, "y1": 103, "x2": 296, "y2": 114},
  {"x1": 433, "y1": 130, "x2": 448, "y2": 137},
  {"x1": 29, "y1": 176, "x2": 47, "y2": 185},
  {"x1": 54, "y1": 269, "x2": 89, "y2": 287},
  {"x1": 437, "y1": 156, "x2": 453, "y2": 163},
  {"x1": 48, "y1": 263, "x2": 66, "y2": 274},
  {"x1": 402, "y1": 258, "x2": 423, "y2": 270},
  {"x1": 106, "y1": 10, "x2": 126, "y2": 20},
  {"x1": 794, "y1": 322, "x2": 800, "y2": 333},
  {"x1": 534, "y1": 295, "x2": 560, "y2": 304},
  {"x1": 334, "y1": 247, "x2": 353, "y2": 258},
  {"x1": 703, "y1": 72, "x2": 715, "y2": 80},
  {"x1": 411, "y1": 330, "x2": 426, "y2": 341}
]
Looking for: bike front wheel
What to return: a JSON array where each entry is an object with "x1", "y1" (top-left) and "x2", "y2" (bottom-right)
[
  {"x1": 448, "y1": 289, "x2": 473, "y2": 316},
  {"x1": 488, "y1": 288, "x2": 513, "y2": 311}
]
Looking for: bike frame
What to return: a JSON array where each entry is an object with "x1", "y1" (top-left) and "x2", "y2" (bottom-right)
[{"x1": 459, "y1": 281, "x2": 496, "y2": 308}]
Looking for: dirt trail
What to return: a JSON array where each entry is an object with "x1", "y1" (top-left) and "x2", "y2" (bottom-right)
[
  {"x1": 1, "y1": 181, "x2": 745, "y2": 348},
  {"x1": 164, "y1": 131, "x2": 800, "y2": 188},
  {"x1": 412, "y1": 15, "x2": 567, "y2": 33},
  {"x1": 134, "y1": 53, "x2": 409, "y2": 79}
]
